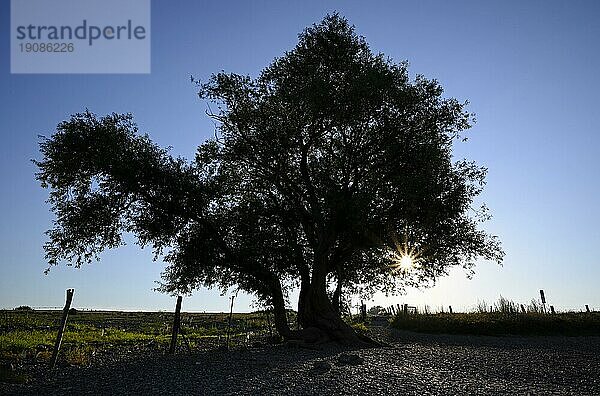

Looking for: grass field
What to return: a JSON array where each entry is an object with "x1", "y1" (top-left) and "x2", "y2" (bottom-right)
[
  {"x1": 383, "y1": 297, "x2": 600, "y2": 336},
  {"x1": 390, "y1": 311, "x2": 600, "y2": 336},
  {"x1": 0, "y1": 309, "x2": 280, "y2": 369},
  {"x1": 2, "y1": 302, "x2": 599, "y2": 372}
]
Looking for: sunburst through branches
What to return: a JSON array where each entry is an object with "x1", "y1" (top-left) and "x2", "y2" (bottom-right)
[{"x1": 388, "y1": 228, "x2": 424, "y2": 273}]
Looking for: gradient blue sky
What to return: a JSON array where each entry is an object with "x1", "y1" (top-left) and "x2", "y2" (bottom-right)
[{"x1": 1, "y1": 1, "x2": 599, "y2": 313}]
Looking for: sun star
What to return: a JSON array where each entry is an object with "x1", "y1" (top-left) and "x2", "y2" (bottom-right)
[{"x1": 387, "y1": 227, "x2": 424, "y2": 273}]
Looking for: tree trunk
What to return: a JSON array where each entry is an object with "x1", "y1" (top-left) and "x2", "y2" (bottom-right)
[
  {"x1": 269, "y1": 276, "x2": 293, "y2": 339},
  {"x1": 296, "y1": 256, "x2": 362, "y2": 344},
  {"x1": 271, "y1": 259, "x2": 379, "y2": 346},
  {"x1": 297, "y1": 272, "x2": 311, "y2": 328}
]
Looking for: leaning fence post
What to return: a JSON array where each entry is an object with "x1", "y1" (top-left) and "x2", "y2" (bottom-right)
[
  {"x1": 585, "y1": 305, "x2": 590, "y2": 313},
  {"x1": 169, "y1": 296, "x2": 183, "y2": 354},
  {"x1": 550, "y1": 305, "x2": 555, "y2": 314},
  {"x1": 360, "y1": 300, "x2": 366, "y2": 322},
  {"x1": 225, "y1": 294, "x2": 236, "y2": 349},
  {"x1": 449, "y1": 306, "x2": 453, "y2": 314},
  {"x1": 50, "y1": 288, "x2": 74, "y2": 369},
  {"x1": 520, "y1": 304, "x2": 526, "y2": 314}
]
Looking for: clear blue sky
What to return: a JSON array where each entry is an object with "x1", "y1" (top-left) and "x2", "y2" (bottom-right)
[{"x1": 1, "y1": 1, "x2": 599, "y2": 312}]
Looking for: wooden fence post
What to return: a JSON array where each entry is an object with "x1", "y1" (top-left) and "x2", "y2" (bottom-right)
[
  {"x1": 540, "y1": 289, "x2": 547, "y2": 313},
  {"x1": 520, "y1": 304, "x2": 526, "y2": 314},
  {"x1": 449, "y1": 306, "x2": 453, "y2": 314},
  {"x1": 585, "y1": 305, "x2": 590, "y2": 313},
  {"x1": 550, "y1": 305, "x2": 555, "y2": 314},
  {"x1": 225, "y1": 294, "x2": 235, "y2": 349},
  {"x1": 360, "y1": 300, "x2": 366, "y2": 322},
  {"x1": 403, "y1": 304, "x2": 408, "y2": 315},
  {"x1": 50, "y1": 288, "x2": 74, "y2": 369},
  {"x1": 169, "y1": 296, "x2": 182, "y2": 354}
]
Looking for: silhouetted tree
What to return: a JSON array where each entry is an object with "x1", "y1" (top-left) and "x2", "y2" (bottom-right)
[{"x1": 35, "y1": 14, "x2": 503, "y2": 344}]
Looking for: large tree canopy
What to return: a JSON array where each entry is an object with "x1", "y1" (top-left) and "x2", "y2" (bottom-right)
[{"x1": 36, "y1": 14, "x2": 503, "y2": 344}]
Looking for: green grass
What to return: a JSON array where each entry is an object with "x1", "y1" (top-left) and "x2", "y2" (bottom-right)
[
  {"x1": 0, "y1": 309, "x2": 277, "y2": 365},
  {"x1": 0, "y1": 330, "x2": 56, "y2": 352},
  {"x1": 391, "y1": 311, "x2": 600, "y2": 336}
]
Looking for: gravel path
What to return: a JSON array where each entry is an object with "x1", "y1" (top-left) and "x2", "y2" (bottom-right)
[{"x1": 2, "y1": 328, "x2": 599, "y2": 395}]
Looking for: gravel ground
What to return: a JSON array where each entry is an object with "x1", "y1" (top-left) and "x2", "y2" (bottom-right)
[{"x1": 2, "y1": 327, "x2": 599, "y2": 395}]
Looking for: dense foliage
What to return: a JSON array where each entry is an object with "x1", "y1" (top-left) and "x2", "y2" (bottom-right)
[{"x1": 36, "y1": 14, "x2": 503, "y2": 342}]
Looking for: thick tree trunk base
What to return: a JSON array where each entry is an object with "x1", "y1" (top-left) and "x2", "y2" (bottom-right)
[{"x1": 269, "y1": 270, "x2": 386, "y2": 347}]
